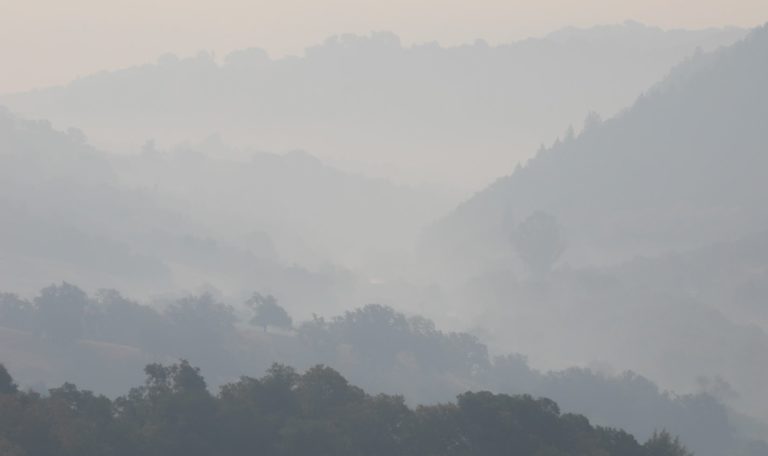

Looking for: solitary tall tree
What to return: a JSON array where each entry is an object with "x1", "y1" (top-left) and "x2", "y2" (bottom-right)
[
  {"x1": 246, "y1": 293, "x2": 292, "y2": 332},
  {"x1": 512, "y1": 211, "x2": 566, "y2": 276}
]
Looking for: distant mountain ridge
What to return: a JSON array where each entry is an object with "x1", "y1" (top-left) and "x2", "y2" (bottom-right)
[{"x1": 0, "y1": 23, "x2": 746, "y2": 190}]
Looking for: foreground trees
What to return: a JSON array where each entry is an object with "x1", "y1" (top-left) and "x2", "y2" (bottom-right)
[
  {"x1": 0, "y1": 361, "x2": 690, "y2": 456},
  {"x1": 0, "y1": 284, "x2": 746, "y2": 456}
]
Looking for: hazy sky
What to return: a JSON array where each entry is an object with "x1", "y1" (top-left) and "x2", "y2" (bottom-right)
[{"x1": 1, "y1": 0, "x2": 766, "y2": 93}]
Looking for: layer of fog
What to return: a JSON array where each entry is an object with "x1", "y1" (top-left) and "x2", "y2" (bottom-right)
[
  {"x1": 0, "y1": 21, "x2": 767, "y2": 456},
  {"x1": 424, "y1": 25, "x2": 768, "y2": 424}
]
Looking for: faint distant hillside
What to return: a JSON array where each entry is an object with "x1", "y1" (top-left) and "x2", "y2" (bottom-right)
[
  {"x1": 0, "y1": 23, "x2": 745, "y2": 190},
  {"x1": 415, "y1": 25, "x2": 768, "y2": 428},
  {"x1": 114, "y1": 136, "x2": 452, "y2": 273},
  {"x1": 424, "y1": 24, "x2": 768, "y2": 270},
  {"x1": 0, "y1": 109, "x2": 445, "y2": 309},
  {"x1": 0, "y1": 109, "x2": 174, "y2": 294}
]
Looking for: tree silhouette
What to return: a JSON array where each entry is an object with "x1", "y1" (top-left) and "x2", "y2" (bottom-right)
[
  {"x1": 246, "y1": 293, "x2": 292, "y2": 332},
  {"x1": 512, "y1": 211, "x2": 566, "y2": 276},
  {"x1": 0, "y1": 361, "x2": 699, "y2": 456},
  {"x1": 0, "y1": 363, "x2": 17, "y2": 394},
  {"x1": 34, "y1": 282, "x2": 89, "y2": 343},
  {"x1": 644, "y1": 430, "x2": 693, "y2": 456}
]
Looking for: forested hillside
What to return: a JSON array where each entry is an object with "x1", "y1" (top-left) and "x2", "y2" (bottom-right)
[
  {"x1": 0, "y1": 360, "x2": 694, "y2": 456},
  {"x1": 1, "y1": 284, "x2": 765, "y2": 456},
  {"x1": 426, "y1": 24, "x2": 768, "y2": 268},
  {"x1": 415, "y1": 26, "x2": 768, "y2": 420}
]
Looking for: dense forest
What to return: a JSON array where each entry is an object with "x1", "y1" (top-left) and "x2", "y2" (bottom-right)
[
  {"x1": 0, "y1": 359, "x2": 693, "y2": 456},
  {"x1": 1, "y1": 283, "x2": 765, "y2": 456}
]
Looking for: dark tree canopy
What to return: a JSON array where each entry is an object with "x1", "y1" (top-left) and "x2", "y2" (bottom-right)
[
  {"x1": 0, "y1": 284, "x2": 755, "y2": 456},
  {"x1": 0, "y1": 361, "x2": 693, "y2": 456},
  {"x1": 0, "y1": 364, "x2": 17, "y2": 395}
]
